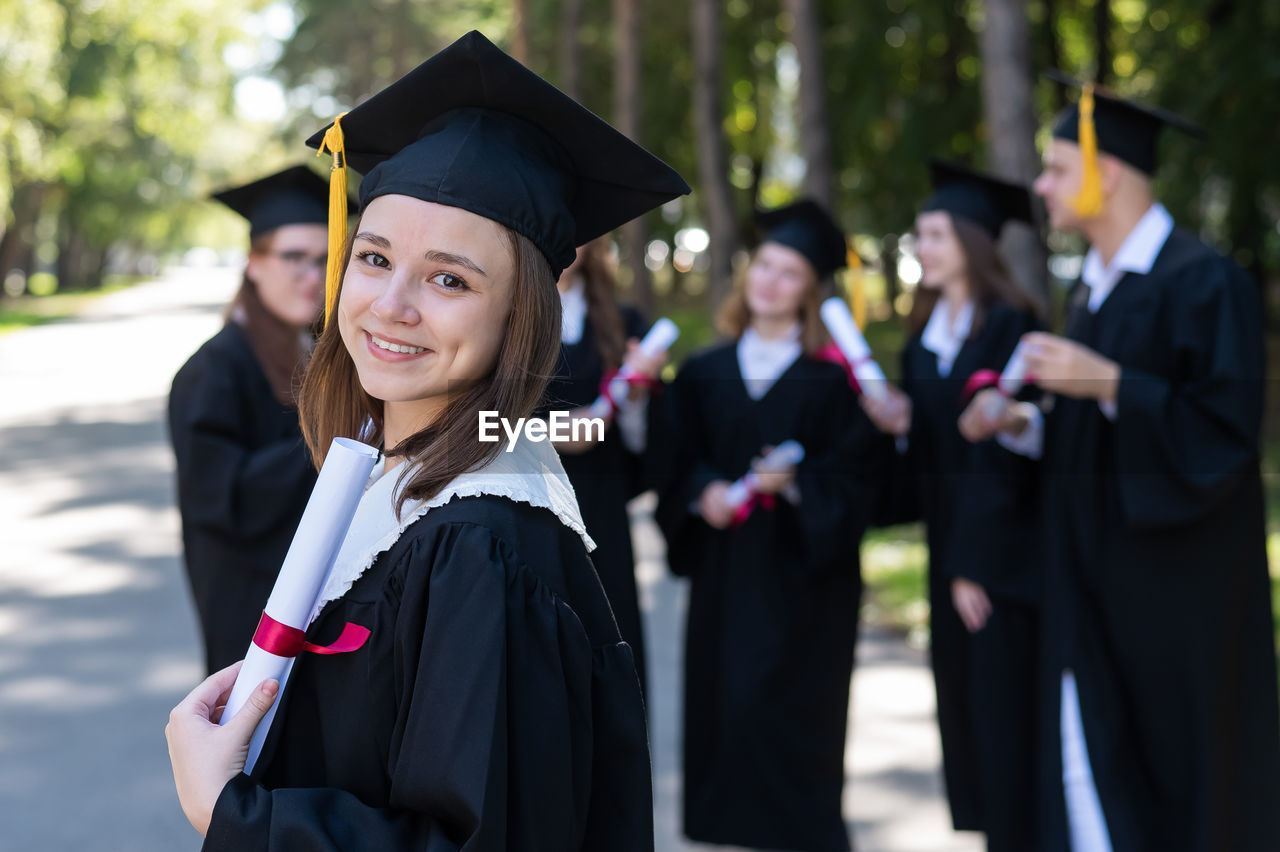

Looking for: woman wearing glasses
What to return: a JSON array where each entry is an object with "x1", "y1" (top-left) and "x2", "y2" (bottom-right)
[{"x1": 168, "y1": 166, "x2": 353, "y2": 673}]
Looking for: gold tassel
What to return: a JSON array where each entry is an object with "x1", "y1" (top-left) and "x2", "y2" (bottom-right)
[
  {"x1": 317, "y1": 112, "x2": 349, "y2": 329},
  {"x1": 1072, "y1": 84, "x2": 1104, "y2": 218},
  {"x1": 847, "y1": 242, "x2": 866, "y2": 329}
]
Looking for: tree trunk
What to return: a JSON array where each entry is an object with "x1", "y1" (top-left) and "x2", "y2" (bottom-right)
[
  {"x1": 512, "y1": 0, "x2": 529, "y2": 65},
  {"x1": 1094, "y1": 0, "x2": 1112, "y2": 84},
  {"x1": 614, "y1": 0, "x2": 651, "y2": 315},
  {"x1": 559, "y1": 0, "x2": 584, "y2": 101},
  {"x1": 784, "y1": 0, "x2": 834, "y2": 208},
  {"x1": 0, "y1": 182, "x2": 47, "y2": 297},
  {"x1": 692, "y1": 0, "x2": 737, "y2": 310},
  {"x1": 881, "y1": 233, "x2": 901, "y2": 314},
  {"x1": 980, "y1": 0, "x2": 1049, "y2": 308}
]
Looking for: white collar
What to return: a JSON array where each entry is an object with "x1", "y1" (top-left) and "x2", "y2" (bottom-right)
[
  {"x1": 311, "y1": 434, "x2": 594, "y2": 621},
  {"x1": 737, "y1": 324, "x2": 802, "y2": 400},
  {"x1": 559, "y1": 279, "x2": 587, "y2": 344},
  {"x1": 1081, "y1": 203, "x2": 1173, "y2": 312},
  {"x1": 919, "y1": 298, "x2": 973, "y2": 377}
]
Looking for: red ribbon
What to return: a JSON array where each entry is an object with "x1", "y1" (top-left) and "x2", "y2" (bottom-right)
[
  {"x1": 252, "y1": 612, "x2": 371, "y2": 658},
  {"x1": 597, "y1": 367, "x2": 663, "y2": 416},
  {"x1": 814, "y1": 342, "x2": 870, "y2": 395},
  {"x1": 959, "y1": 368, "x2": 1038, "y2": 408},
  {"x1": 730, "y1": 491, "x2": 776, "y2": 527}
]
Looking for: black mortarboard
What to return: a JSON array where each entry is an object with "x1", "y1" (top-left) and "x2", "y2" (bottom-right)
[
  {"x1": 211, "y1": 165, "x2": 347, "y2": 239},
  {"x1": 921, "y1": 159, "x2": 1036, "y2": 239},
  {"x1": 754, "y1": 199, "x2": 847, "y2": 279},
  {"x1": 304, "y1": 30, "x2": 689, "y2": 283},
  {"x1": 1047, "y1": 69, "x2": 1205, "y2": 176}
]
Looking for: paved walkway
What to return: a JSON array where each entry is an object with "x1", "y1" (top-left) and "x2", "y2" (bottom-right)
[{"x1": 0, "y1": 268, "x2": 981, "y2": 851}]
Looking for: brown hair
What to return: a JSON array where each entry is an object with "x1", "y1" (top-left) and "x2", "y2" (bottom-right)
[
  {"x1": 906, "y1": 215, "x2": 1038, "y2": 337},
  {"x1": 297, "y1": 222, "x2": 560, "y2": 516},
  {"x1": 714, "y1": 245, "x2": 829, "y2": 354},
  {"x1": 228, "y1": 233, "x2": 313, "y2": 406},
  {"x1": 577, "y1": 237, "x2": 627, "y2": 371}
]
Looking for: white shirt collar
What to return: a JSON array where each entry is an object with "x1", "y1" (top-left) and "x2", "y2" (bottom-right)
[
  {"x1": 919, "y1": 298, "x2": 973, "y2": 377},
  {"x1": 311, "y1": 434, "x2": 593, "y2": 620},
  {"x1": 1081, "y1": 203, "x2": 1174, "y2": 312},
  {"x1": 559, "y1": 279, "x2": 587, "y2": 344},
  {"x1": 737, "y1": 324, "x2": 802, "y2": 401}
]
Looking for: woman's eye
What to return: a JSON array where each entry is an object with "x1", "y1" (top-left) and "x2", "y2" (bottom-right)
[
  {"x1": 356, "y1": 251, "x2": 390, "y2": 269},
  {"x1": 430, "y1": 272, "x2": 469, "y2": 291}
]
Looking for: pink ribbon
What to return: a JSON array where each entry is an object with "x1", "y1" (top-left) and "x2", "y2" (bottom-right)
[{"x1": 252, "y1": 612, "x2": 371, "y2": 658}]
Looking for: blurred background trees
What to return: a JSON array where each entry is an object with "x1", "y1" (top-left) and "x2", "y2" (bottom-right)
[{"x1": 2, "y1": 0, "x2": 1277, "y2": 323}]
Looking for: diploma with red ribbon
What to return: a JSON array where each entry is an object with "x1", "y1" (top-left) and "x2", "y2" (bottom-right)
[
  {"x1": 819, "y1": 297, "x2": 888, "y2": 401},
  {"x1": 961, "y1": 340, "x2": 1034, "y2": 417},
  {"x1": 725, "y1": 440, "x2": 805, "y2": 526},
  {"x1": 587, "y1": 317, "x2": 679, "y2": 418},
  {"x1": 219, "y1": 436, "x2": 380, "y2": 773}
]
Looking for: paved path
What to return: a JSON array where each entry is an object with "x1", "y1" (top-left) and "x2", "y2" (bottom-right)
[{"x1": 0, "y1": 268, "x2": 981, "y2": 851}]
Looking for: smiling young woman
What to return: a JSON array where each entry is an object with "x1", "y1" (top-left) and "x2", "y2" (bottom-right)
[{"x1": 164, "y1": 31, "x2": 688, "y2": 852}]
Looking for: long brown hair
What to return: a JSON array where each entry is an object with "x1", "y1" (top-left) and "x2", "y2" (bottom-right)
[
  {"x1": 228, "y1": 232, "x2": 312, "y2": 405},
  {"x1": 714, "y1": 245, "x2": 828, "y2": 355},
  {"x1": 906, "y1": 215, "x2": 1038, "y2": 337},
  {"x1": 297, "y1": 222, "x2": 560, "y2": 516},
  {"x1": 576, "y1": 237, "x2": 627, "y2": 371}
]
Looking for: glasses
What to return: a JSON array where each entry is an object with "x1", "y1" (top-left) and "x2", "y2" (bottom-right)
[{"x1": 263, "y1": 250, "x2": 328, "y2": 272}]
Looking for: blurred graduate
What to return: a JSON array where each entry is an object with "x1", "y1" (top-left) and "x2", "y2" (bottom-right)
[
  {"x1": 169, "y1": 165, "x2": 351, "y2": 674},
  {"x1": 863, "y1": 161, "x2": 1043, "y2": 851},
  {"x1": 165, "y1": 31, "x2": 688, "y2": 850},
  {"x1": 962, "y1": 73, "x2": 1280, "y2": 851},
  {"x1": 654, "y1": 200, "x2": 885, "y2": 851},
  {"x1": 542, "y1": 236, "x2": 664, "y2": 697}
]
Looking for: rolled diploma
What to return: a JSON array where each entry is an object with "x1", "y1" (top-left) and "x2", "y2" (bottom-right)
[
  {"x1": 724, "y1": 440, "x2": 806, "y2": 510},
  {"x1": 983, "y1": 341, "x2": 1030, "y2": 420},
  {"x1": 588, "y1": 317, "x2": 680, "y2": 418},
  {"x1": 820, "y1": 298, "x2": 888, "y2": 401},
  {"x1": 219, "y1": 436, "x2": 380, "y2": 773}
]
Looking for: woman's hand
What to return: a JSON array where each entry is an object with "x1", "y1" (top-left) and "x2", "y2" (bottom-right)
[
  {"x1": 698, "y1": 480, "x2": 737, "y2": 529},
  {"x1": 621, "y1": 338, "x2": 667, "y2": 401},
  {"x1": 958, "y1": 388, "x2": 1032, "y2": 443},
  {"x1": 951, "y1": 578, "x2": 993, "y2": 633},
  {"x1": 860, "y1": 384, "x2": 912, "y2": 437},
  {"x1": 749, "y1": 446, "x2": 797, "y2": 496},
  {"x1": 166, "y1": 662, "x2": 279, "y2": 837}
]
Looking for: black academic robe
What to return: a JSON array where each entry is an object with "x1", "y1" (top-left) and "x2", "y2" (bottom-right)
[
  {"x1": 168, "y1": 322, "x2": 316, "y2": 674},
  {"x1": 884, "y1": 301, "x2": 1042, "y2": 844},
  {"x1": 204, "y1": 494, "x2": 653, "y2": 852},
  {"x1": 1034, "y1": 228, "x2": 1280, "y2": 851},
  {"x1": 654, "y1": 342, "x2": 884, "y2": 852},
  {"x1": 542, "y1": 307, "x2": 650, "y2": 696}
]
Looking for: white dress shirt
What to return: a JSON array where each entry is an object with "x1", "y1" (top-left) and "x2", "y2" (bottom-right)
[
  {"x1": 920, "y1": 298, "x2": 974, "y2": 378},
  {"x1": 737, "y1": 324, "x2": 803, "y2": 401}
]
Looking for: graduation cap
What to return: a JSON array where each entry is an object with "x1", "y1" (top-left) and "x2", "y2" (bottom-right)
[
  {"x1": 1046, "y1": 70, "x2": 1205, "y2": 215},
  {"x1": 920, "y1": 159, "x2": 1036, "y2": 240},
  {"x1": 211, "y1": 165, "x2": 347, "y2": 240},
  {"x1": 305, "y1": 30, "x2": 690, "y2": 326},
  {"x1": 755, "y1": 199, "x2": 848, "y2": 280}
]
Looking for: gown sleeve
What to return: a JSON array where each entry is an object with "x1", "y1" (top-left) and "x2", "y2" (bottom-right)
[
  {"x1": 204, "y1": 521, "x2": 647, "y2": 852},
  {"x1": 870, "y1": 344, "x2": 922, "y2": 528},
  {"x1": 168, "y1": 349, "x2": 316, "y2": 543},
  {"x1": 1111, "y1": 258, "x2": 1264, "y2": 527}
]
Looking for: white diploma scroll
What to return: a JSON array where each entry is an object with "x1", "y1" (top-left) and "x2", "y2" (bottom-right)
[
  {"x1": 983, "y1": 341, "x2": 1031, "y2": 420},
  {"x1": 819, "y1": 297, "x2": 888, "y2": 401},
  {"x1": 588, "y1": 317, "x2": 680, "y2": 418},
  {"x1": 724, "y1": 440, "x2": 806, "y2": 510},
  {"x1": 219, "y1": 436, "x2": 380, "y2": 773}
]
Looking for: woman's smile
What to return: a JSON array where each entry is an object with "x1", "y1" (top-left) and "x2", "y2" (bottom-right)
[{"x1": 365, "y1": 330, "x2": 432, "y2": 360}]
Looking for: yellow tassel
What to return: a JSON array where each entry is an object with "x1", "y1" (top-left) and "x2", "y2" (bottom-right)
[
  {"x1": 847, "y1": 242, "x2": 866, "y2": 329},
  {"x1": 1072, "y1": 84, "x2": 1104, "y2": 218},
  {"x1": 317, "y1": 112, "x2": 349, "y2": 329}
]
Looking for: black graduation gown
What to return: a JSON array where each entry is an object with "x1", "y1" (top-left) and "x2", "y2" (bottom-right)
[
  {"x1": 204, "y1": 494, "x2": 653, "y2": 851},
  {"x1": 882, "y1": 302, "x2": 1042, "y2": 842},
  {"x1": 168, "y1": 322, "x2": 317, "y2": 674},
  {"x1": 654, "y1": 342, "x2": 884, "y2": 852},
  {"x1": 542, "y1": 307, "x2": 650, "y2": 696},
  {"x1": 1033, "y1": 228, "x2": 1280, "y2": 851}
]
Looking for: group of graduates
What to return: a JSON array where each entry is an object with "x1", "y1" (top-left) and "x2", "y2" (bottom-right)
[{"x1": 165, "y1": 28, "x2": 1280, "y2": 852}]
